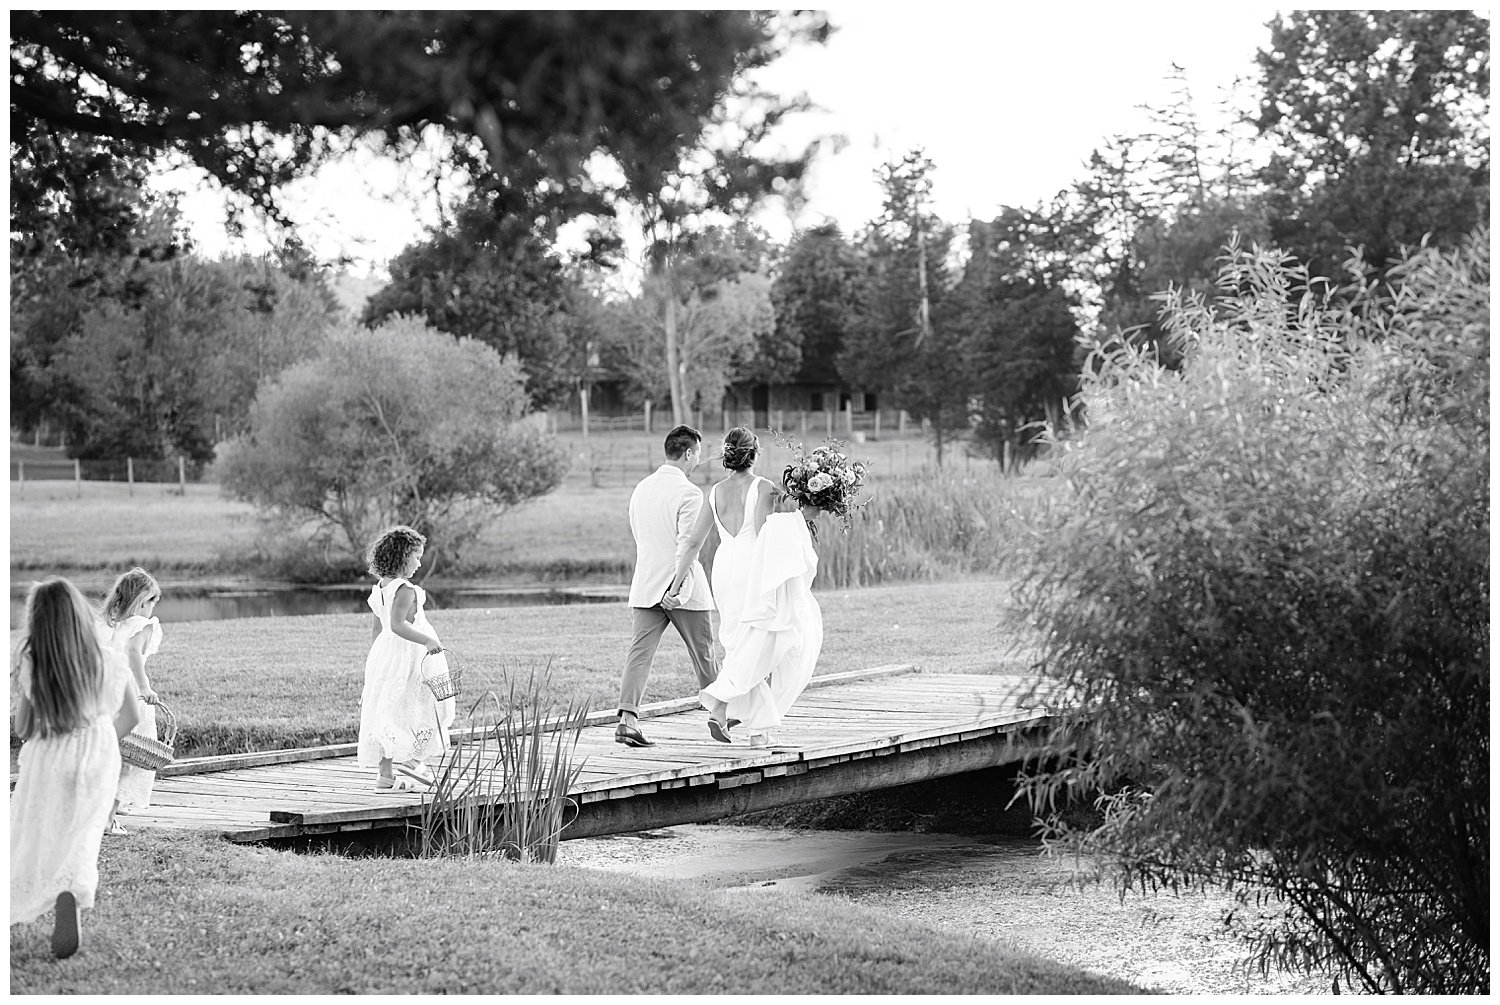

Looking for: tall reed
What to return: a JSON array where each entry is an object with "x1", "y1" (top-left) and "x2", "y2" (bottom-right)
[
  {"x1": 814, "y1": 466, "x2": 1047, "y2": 588},
  {"x1": 418, "y1": 662, "x2": 591, "y2": 864}
]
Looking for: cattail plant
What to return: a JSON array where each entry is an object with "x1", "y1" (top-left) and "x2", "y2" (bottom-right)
[{"x1": 418, "y1": 661, "x2": 591, "y2": 863}]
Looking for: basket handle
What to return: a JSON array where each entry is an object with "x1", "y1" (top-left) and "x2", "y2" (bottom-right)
[{"x1": 151, "y1": 698, "x2": 177, "y2": 745}]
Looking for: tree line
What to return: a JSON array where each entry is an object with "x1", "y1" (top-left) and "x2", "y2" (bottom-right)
[{"x1": 12, "y1": 12, "x2": 1486, "y2": 474}]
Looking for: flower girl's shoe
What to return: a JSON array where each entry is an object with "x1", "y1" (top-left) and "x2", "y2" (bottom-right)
[
  {"x1": 375, "y1": 774, "x2": 430, "y2": 793},
  {"x1": 395, "y1": 760, "x2": 436, "y2": 787}
]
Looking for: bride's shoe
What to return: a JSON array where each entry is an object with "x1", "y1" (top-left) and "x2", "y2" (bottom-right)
[{"x1": 748, "y1": 733, "x2": 773, "y2": 748}]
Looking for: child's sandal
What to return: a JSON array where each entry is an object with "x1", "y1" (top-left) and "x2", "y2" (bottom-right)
[{"x1": 395, "y1": 761, "x2": 435, "y2": 787}]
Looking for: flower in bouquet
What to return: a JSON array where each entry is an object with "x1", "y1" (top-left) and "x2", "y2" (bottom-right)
[{"x1": 779, "y1": 437, "x2": 870, "y2": 533}]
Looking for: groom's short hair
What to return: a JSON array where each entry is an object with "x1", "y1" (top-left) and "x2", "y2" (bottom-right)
[{"x1": 663, "y1": 425, "x2": 701, "y2": 460}]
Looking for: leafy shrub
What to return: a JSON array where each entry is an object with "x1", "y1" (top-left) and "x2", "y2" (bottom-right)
[
  {"x1": 1012, "y1": 232, "x2": 1488, "y2": 993},
  {"x1": 218, "y1": 315, "x2": 567, "y2": 575}
]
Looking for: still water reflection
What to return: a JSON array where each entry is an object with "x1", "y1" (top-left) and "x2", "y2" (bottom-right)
[{"x1": 8, "y1": 585, "x2": 624, "y2": 624}]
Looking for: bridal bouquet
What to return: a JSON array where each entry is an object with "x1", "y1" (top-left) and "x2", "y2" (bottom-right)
[{"x1": 780, "y1": 438, "x2": 870, "y2": 534}]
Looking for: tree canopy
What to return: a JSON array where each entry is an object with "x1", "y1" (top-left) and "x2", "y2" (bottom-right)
[{"x1": 1255, "y1": 10, "x2": 1489, "y2": 277}]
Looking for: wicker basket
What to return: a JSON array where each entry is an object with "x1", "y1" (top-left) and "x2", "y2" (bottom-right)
[
  {"x1": 119, "y1": 699, "x2": 176, "y2": 771},
  {"x1": 422, "y1": 650, "x2": 462, "y2": 702}
]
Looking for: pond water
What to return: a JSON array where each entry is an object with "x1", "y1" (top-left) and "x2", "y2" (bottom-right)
[
  {"x1": 559, "y1": 824, "x2": 1331, "y2": 996},
  {"x1": 7, "y1": 583, "x2": 627, "y2": 625}
]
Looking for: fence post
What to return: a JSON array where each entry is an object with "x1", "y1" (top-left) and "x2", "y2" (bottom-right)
[
  {"x1": 17, "y1": 460, "x2": 23, "y2": 494},
  {"x1": 825, "y1": 410, "x2": 833, "y2": 436},
  {"x1": 643, "y1": 400, "x2": 652, "y2": 435},
  {"x1": 178, "y1": 456, "x2": 187, "y2": 494},
  {"x1": 127, "y1": 457, "x2": 134, "y2": 496},
  {"x1": 844, "y1": 400, "x2": 854, "y2": 434},
  {"x1": 75, "y1": 458, "x2": 82, "y2": 498},
  {"x1": 799, "y1": 411, "x2": 807, "y2": 438},
  {"x1": 874, "y1": 410, "x2": 882, "y2": 440},
  {"x1": 899, "y1": 410, "x2": 907, "y2": 436}
]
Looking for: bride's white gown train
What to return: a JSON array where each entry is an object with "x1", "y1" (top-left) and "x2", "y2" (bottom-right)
[{"x1": 700, "y1": 477, "x2": 822, "y2": 737}]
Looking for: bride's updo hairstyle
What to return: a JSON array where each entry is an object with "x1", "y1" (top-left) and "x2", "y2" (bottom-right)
[{"x1": 721, "y1": 427, "x2": 759, "y2": 472}]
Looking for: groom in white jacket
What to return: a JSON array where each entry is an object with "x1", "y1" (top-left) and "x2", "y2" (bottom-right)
[{"x1": 615, "y1": 424, "x2": 726, "y2": 747}]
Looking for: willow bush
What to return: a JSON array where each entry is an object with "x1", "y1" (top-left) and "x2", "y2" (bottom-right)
[{"x1": 1011, "y1": 233, "x2": 1488, "y2": 993}]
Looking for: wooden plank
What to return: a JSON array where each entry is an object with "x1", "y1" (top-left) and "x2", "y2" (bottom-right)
[
  {"x1": 605, "y1": 783, "x2": 661, "y2": 801},
  {"x1": 130, "y1": 672, "x2": 1060, "y2": 838},
  {"x1": 717, "y1": 771, "x2": 762, "y2": 790}
]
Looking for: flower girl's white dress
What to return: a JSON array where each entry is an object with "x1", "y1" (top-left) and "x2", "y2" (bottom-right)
[
  {"x1": 701, "y1": 478, "x2": 823, "y2": 738},
  {"x1": 98, "y1": 615, "x2": 161, "y2": 810},
  {"x1": 10, "y1": 650, "x2": 132, "y2": 922},
  {"x1": 357, "y1": 578, "x2": 454, "y2": 770}
]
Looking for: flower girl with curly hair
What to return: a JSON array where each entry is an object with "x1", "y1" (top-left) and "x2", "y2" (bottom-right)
[
  {"x1": 11, "y1": 578, "x2": 141, "y2": 958},
  {"x1": 357, "y1": 525, "x2": 454, "y2": 791}
]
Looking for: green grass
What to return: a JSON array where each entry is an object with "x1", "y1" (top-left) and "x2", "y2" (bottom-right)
[
  {"x1": 9, "y1": 428, "x2": 1009, "y2": 581},
  {"x1": 8, "y1": 481, "x2": 635, "y2": 580},
  {"x1": 8, "y1": 829, "x2": 1141, "y2": 994},
  {"x1": 8, "y1": 580, "x2": 1037, "y2": 757},
  {"x1": 10, "y1": 482, "x2": 262, "y2": 573}
]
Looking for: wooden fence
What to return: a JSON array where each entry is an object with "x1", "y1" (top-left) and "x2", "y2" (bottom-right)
[
  {"x1": 547, "y1": 406, "x2": 914, "y2": 439},
  {"x1": 11, "y1": 456, "x2": 197, "y2": 494}
]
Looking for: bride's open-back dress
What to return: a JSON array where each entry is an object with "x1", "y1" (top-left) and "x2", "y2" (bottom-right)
[{"x1": 700, "y1": 475, "x2": 823, "y2": 737}]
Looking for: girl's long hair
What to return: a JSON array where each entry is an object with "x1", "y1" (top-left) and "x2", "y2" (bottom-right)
[
  {"x1": 102, "y1": 566, "x2": 159, "y2": 624},
  {"x1": 20, "y1": 578, "x2": 105, "y2": 736}
]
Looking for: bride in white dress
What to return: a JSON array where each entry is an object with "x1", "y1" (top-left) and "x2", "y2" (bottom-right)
[{"x1": 666, "y1": 428, "x2": 823, "y2": 747}]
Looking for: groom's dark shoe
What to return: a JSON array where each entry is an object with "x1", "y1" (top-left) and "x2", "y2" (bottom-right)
[{"x1": 615, "y1": 722, "x2": 655, "y2": 747}]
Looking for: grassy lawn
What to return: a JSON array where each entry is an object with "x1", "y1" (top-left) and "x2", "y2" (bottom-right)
[
  {"x1": 9, "y1": 428, "x2": 986, "y2": 581},
  {"x1": 8, "y1": 481, "x2": 637, "y2": 581},
  {"x1": 7, "y1": 579, "x2": 1037, "y2": 757},
  {"x1": 8, "y1": 828, "x2": 1139, "y2": 994}
]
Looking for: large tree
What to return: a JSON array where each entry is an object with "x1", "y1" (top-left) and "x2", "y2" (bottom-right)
[
  {"x1": 11, "y1": 12, "x2": 829, "y2": 233},
  {"x1": 605, "y1": 270, "x2": 777, "y2": 414},
  {"x1": 44, "y1": 254, "x2": 337, "y2": 461},
  {"x1": 606, "y1": 14, "x2": 831, "y2": 423},
  {"x1": 1255, "y1": 10, "x2": 1489, "y2": 279},
  {"x1": 955, "y1": 213, "x2": 1083, "y2": 469},
  {"x1": 771, "y1": 222, "x2": 868, "y2": 385},
  {"x1": 361, "y1": 195, "x2": 590, "y2": 409},
  {"x1": 841, "y1": 151, "x2": 967, "y2": 462}
]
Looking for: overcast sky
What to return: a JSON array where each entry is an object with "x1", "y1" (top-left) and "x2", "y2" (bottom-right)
[{"x1": 162, "y1": 5, "x2": 1289, "y2": 275}]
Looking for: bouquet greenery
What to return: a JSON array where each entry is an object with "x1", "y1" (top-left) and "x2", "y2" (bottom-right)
[{"x1": 780, "y1": 438, "x2": 869, "y2": 534}]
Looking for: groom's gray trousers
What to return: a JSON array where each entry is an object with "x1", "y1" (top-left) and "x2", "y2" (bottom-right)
[{"x1": 618, "y1": 605, "x2": 718, "y2": 716}]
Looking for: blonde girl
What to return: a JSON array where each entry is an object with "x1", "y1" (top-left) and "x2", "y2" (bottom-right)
[
  {"x1": 99, "y1": 567, "x2": 164, "y2": 833},
  {"x1": 357, "y1": 525, "x2": 454, "y2": 791},
  {"x1": 11, "y1": 578, "x2": 140, "y2": 959}
]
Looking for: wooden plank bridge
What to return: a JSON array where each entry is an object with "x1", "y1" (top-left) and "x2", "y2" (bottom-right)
[{"x1": 130, "y1": 666, "x2": 1057, "y2": 846}]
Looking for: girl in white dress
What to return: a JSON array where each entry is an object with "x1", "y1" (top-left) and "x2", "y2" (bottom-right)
[
  {"x1": 98, "y1": 567, "x2": 164, "y2": 833},
  {"x1": 11, "y1": 578, "x2": 141, "y2": 959},
  {"x1": 669, "y1": 428, "x2": 824, "y2": 746},
  {"x1": 357, "y1": 525, "x2": 454, "y2": 791}
]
